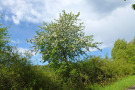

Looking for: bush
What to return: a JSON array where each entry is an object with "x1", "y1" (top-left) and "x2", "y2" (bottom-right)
[
  {"x1": 100, "y1": 59, "x2": 134, "y2": 86},
  {"x1": 30, "y1": 66, "x2": 62, "y2": 90},
  {"x1": 0, "y1": 47, "x2": 33, "y2": 90},
  {"x1": 53, "y1": 56, "x2": 134, "y2": 89}
]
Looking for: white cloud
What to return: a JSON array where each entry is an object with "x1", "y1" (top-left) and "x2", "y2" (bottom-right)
[
  {"x1": 11, "y1": 39, "x2": 21, "y2": 44},
  {"x1": 0, "y1": 0, "x2": 135, "y2": 51},
  {"x1": 4, "y1": 15, "x2": 10, "y2": 21},
  {"x1": 0, "y1": 0, "x2": 132, "y2": 24},
  {"x1": 84, "y1": 5, "x2": 135, "y2": 49},
  {"x1": 12, "y1": 16, "x2": 20, "y2": 24},
  {"x1": 0, "y1": 0, "x2": 88, "y2": 24},
  {"x1": 17, "y1": 47, "x2": 29, "y2": 54},
  {"x1": 17, "y1": 47, "x2": 39, "y2": 57}
]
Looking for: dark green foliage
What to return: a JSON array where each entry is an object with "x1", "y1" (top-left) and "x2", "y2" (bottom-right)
[
  {"x1": 132, "y1": 4, "x2": 135, "y2": 10},
  {"x1": 0, "y1": 46, "x2": 33, "y2": 89},
  {"x1": 47, "y1": 56, "x2": 133, "y2": 89},
  {"x1": 26, "y1": 66, "x2": 62, "y2": 90},
  {"x1": 78, "y1": 56, "x2": 133, "y2": 87},
  {"x1": 0, "y1": 48, "x2": 61, "y2": 90}
]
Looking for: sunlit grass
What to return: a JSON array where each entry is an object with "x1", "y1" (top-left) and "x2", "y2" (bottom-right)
[{"x1": 99, "y1": 75, "x2": 135, "y2": 90}]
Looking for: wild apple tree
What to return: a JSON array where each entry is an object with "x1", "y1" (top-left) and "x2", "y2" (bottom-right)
[{"x1": 28, "y1": 10, "x2": 101, "y2": 65}]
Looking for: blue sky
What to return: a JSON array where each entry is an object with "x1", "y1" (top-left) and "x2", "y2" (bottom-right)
[{"x1": 0, "y1": 0, "x2": 135, "y2": 65}]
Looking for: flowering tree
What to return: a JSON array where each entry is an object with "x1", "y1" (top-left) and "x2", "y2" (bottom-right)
[{"x1": 28, "y1": 10, "x2": 101, "y2": 65}]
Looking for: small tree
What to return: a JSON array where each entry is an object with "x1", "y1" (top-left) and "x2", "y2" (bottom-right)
[
  {"x1": 28, "y1": 10, "x2": 101, "y2": 66},
  {"x1": 111, "y1": 39, "x2": 127, "y2": 60},
  {"x1": 112, "y1": 38, "x2": 135, "y2": 62}
]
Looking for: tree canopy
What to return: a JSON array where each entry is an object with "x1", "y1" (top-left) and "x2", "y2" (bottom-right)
[
  {"x1": 111, "y1": 38, "x2": 135, "y2": 62},
  {"x1": 28, "y1": 10, "x2": 101, "y2": 65},
  {"x1": 111, "y1": 39, "x2": 127, "y2": 60},
  {"x1": 0, "y1": 16, "x2": 9, "y2": 50}
]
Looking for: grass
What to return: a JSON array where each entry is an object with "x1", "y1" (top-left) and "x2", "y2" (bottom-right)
[{"x1": 98, "y1": 75, "x2": 135, "y2": 90}]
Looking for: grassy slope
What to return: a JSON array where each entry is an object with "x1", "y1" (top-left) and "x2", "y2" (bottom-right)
[{"x1": 98, "y1": 75, "x2": 135, "y2": 90}]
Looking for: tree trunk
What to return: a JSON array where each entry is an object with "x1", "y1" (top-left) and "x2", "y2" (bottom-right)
[{"x1": 63, "y1": 50, "x2": 68, "y2": 65}]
